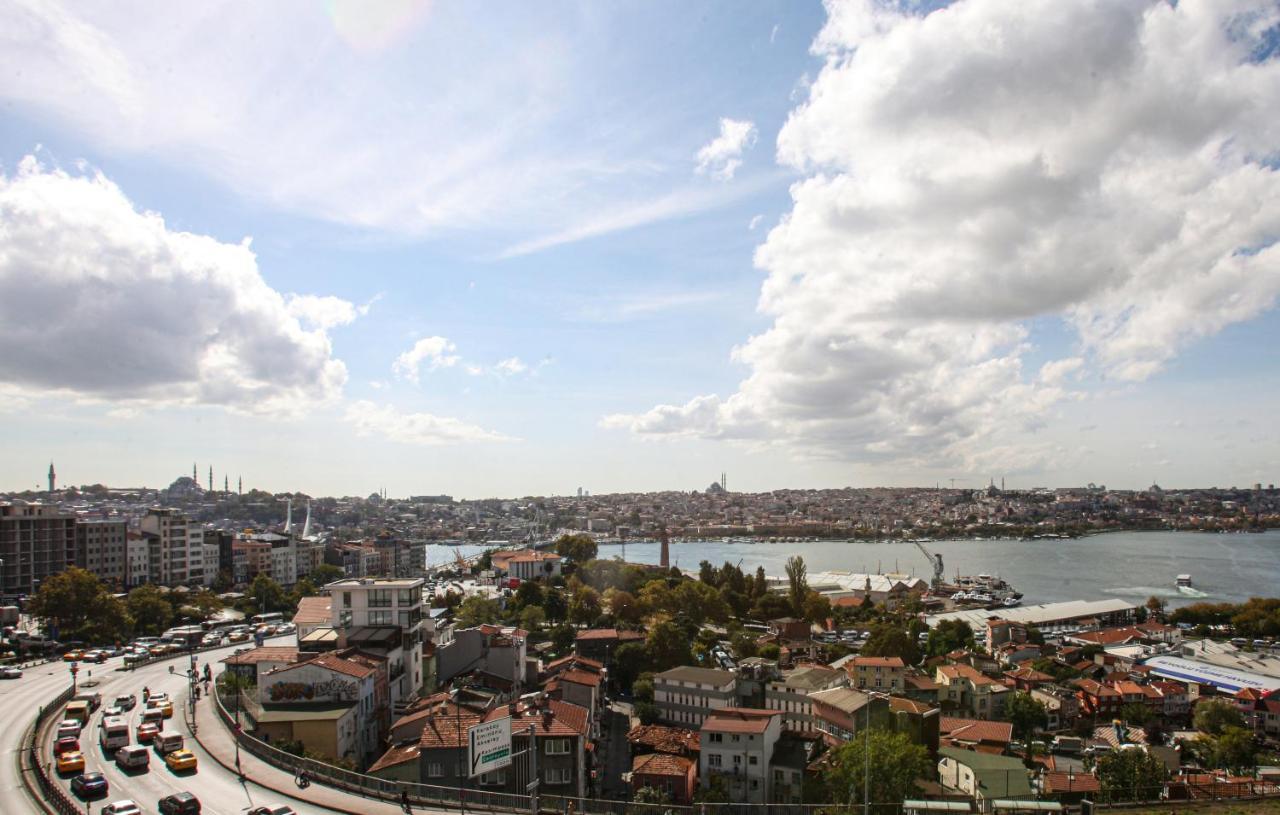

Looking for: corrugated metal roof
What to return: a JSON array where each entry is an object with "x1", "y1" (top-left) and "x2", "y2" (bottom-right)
[
  {"x1": 1142, "y1": 655, "x2": 1280, "y2": 693},
  {"x1": 925, "y1": 599, "x2": 1135, "y2": 629}
]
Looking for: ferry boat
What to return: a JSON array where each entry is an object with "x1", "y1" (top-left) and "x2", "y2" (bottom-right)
[{"x1": 1175, "y1": 574, "x2": 1194, "y2": 591}]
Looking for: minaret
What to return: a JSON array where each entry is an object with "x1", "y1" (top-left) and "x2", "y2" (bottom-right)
[
  {"x1": 193, "y1": 462, "x2": 197, "y2": 482},
  {"x1": 302, "y1": 501, "x2": 312, "y2": 539},
  {"x1": 208, "y1": 465, "x2": 213, "y2": 492},
  {"x1": 48, "y1": 462, "x2": 56, "y2": 493},
  {"x1": 224, "y1": 475, "x2": 229, "y2": 494},
  {"x1": 659, "y1": 524, "x2": 670, "y2": 569},
  {"x1": 284, "y1": 498, "x2": 293, "y2": 534},
  {"x1": 238, "y1": 476, "x2": 242, "y2": 496}
]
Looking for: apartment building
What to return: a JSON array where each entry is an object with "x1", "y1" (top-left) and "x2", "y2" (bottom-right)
[
  {"x1": 654, "y1": 666, "x2": 738, "y2": 727},
  {"x1": 326, "y1": 577, "x2": 425, "y2": 704},
  {"x1": 255, "y1": 651, "x2": 383, "y2": 767},
  {"x1": 125, "y1": 532, "x2": 150, "y2": 589},
  {"x1": 698, "y1": 708, "x2": 781, "y2": 805},
  {"x1": 74, "y1": 519, "x2": 128, "y2": 586},
  {"x1": 139, "y1": 508, "x2": 204, "y2": 585},
  {"x1": 809, "y1": 687, "x2": 891, "y2": 743},
  {"x1": 763, "y1": 665, "x2": 846, "y2": 732},
  {"x1": 437, "y1": 624, "x2": 532, "y2": 695},
  {"x1": 936, "y1": 663, "x2": 1010, "y2": 719},
  {"x1": 848, "y1": 656, "x2": 907, "y2": 693},
  {"x1": 0, "y1": 502, "x2": 76, "y2": 595}
]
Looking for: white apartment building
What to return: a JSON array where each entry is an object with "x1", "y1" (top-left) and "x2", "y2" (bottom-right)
[
  {"x1": 764, "y1": 665, "x2": 847, "y2": 732},
  {"x1": 326, "y1": 577, "x2": 425, "y2": 705},
  {"x1": 202, "y1": 543, "x2": 220, "y2": 586},
  {"x1": 125, "y1": 532, "x2": 150, "y2": 588},
  {"x1": 654, "y1": 666, "x2": 737, "y2": 727},
  {"x1": 698, "y1": 708, "x2": 782, "y2": 805},
  {"x1": 140, "y1": 508, "x2": 204, "y2": 586},
  {"x1": 270, "y1": 542, "x2": 297, "y2": 587}
]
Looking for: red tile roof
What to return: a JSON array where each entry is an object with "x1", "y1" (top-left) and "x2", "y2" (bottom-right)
[
  {"x1": 632, "y1": 753, "x2": 695, "y2": 777},
  {"x1": 627, "y1": 724, "x2": 700, "y2": 755},
  {"x1": 222, "y1": 646, "x2": 299, "y2": 665},
  {"x1": 701, "y1": 708, "x2": 779, "y2": 735},
  {"x1": 940, "y1": 717, "x2": 1013, "y2": 745},
  {"x1": 852, "y1": 656, "x2": 905, "y2": 669},
  {"x1": 292, "y1": 596, "x2": 332, "y2": 625},
  {"x1": 559, "y1": 668, "x2": 603, "y2": 688},
  {"x1": 1043, "y1": 771, "x2": 1100, "y2": 793}
]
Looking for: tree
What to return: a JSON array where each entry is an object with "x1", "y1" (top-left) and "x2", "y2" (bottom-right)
[
  {"x1": 309, "y1": 564, "x2": 345, "y2": 585},
  {"x1": 288, "y1": 578, "x2": 318, "y2": 608},
  {"x1": 672, "y1": 581, "x2": 731, "y2": 625},
  {"x1": 246, "y1": 573, "x2": 289, "y2": 615},
  {"x1": 127, "y1": 584, "x2": 175, "y2": 636},
  {"x1": 751, "y1": 592, "x2": 794, "y2": 621},
  {"x1": 634, "y1": 701, "x2": 660, "y2": 725},
  {"x1": 1194, "y1": 698, "x2": 1245, "y2": 736},
  {"x1": 604, "y1": 588, "x2": 642, "y2": 625},
  {"x1": 752, "y1": 566, "x2": 768, "y2": 600},
  {"x1": 633, "y1": 675, "x2": 655, "y2": 704},
  {"x1": 646, "y1": 621, "x2": 693, "y2": 671},
  {"x1": 456, "y1": 595, "x2": 504, "y2": 628},
  {"x1": 1145, "y1": 595, "x2": 1166, "y2": 620},
  {"x1": 514, "y1": 579, "x2": 544, "y2": 610},
  {"x1": 802, "y1": 590, "x2": 831, "y2": 624},
  {"x1": 698, "y1": 560, "x2": 718, "y2": 585},
  {"x1": 549, "y1": 623, "x2": 576, "y2": 654},
  {"x1": 759, "y1": 643, "x2": 781, "y2": 660},
  {"x1": 731, "y1": 631, "x2": 759, "y2": 659},
  {"x1": 1205, "y1": 725, "x2": 1256, "y2": 774},
  {"x1": 1120, "y1": 702, "x2": 1155, "y2": 727},
  {"x1": 926, "y1": 619, "x2": 974, "y2": 657},
  {"x1": 1004, "y1": 692, "x2": 1049, "y2": 740},
  {"x1": 554, "y1": 533, "x2": 598, "y2": 565},
  {"x1": 613, "y1": 642, "x2": 651, "y2": 689},
  {"x1": 29, "y1": 567, "x2": 129, "y2": 644},
  {"x1": 517, "y1": 605, "x2": 546, "y2": 633},
  {"x1": 543, "y1": 589, "x2": 568, "y2": 622},
  {"x1": 1096, "y1": 748, "x2": 1169, "y2": 802},
  {"x1": 817, "y1": 729, "x2": 931, "y2": 808},
  {"x1": 631, "y1": 786, "x2": 670, "y2": 805},
  {"x1": 785, "y1": 555, "x2": 808, "y2": 615},
  {"x1": 861, "y1": 623, "x2": 921, "y2": 665},
  {"x1": 568, "y1": 586, "x2": 603, "y2": 626}
]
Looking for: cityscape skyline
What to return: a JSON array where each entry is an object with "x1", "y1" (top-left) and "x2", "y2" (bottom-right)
[{"x1": 2, "y1": 1, "x2": 1280, "y2": 498}]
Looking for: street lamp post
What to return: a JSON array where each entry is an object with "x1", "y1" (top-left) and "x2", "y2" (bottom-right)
[{"x1": 69, "y1": 662, "x2": 78, "y2": 694}]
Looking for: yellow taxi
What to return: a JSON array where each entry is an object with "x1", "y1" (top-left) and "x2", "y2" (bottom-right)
[
  {"x1": 164, "y1": 749, "x2": 197, "y2": 772},
  {"x1": 61, "y1": 650, "x2": 83, "y2": 662},
  {"x1": 156, "y1": 699, "x2": 174, "y2": 718},
  {"x1": 56, "y1": 750, "x2": 85, "y2": 774}
]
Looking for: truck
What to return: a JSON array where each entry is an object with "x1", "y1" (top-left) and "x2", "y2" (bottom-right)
[{"x1": 1052, "y1": 736, "x2": 1084, "y2": 754}]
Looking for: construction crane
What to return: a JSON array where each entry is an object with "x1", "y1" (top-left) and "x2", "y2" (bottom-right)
[{"x1": 913, "y1": 541, "x2": 944, "y2": 590}]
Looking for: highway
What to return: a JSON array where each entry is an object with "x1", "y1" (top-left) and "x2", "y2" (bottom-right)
[{"x1": 4, "y1": 639, "x2": 372, "y2": 815}]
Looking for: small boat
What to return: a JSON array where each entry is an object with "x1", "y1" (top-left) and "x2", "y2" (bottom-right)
[{"x1": 1175, "y1": 574, "x2": 1193, "y2": 589}]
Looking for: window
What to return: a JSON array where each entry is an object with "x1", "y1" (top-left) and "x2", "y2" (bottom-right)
[
  {"x1": 397, "y1": 589, "x2": 415, "y2": 606},
  {"x1": 339, "y1": 611, "x2": 352, "y2": 628},
  {"x1": 369, "y1": 610, "x2": 392, "y2": 626},
  {"x1": 731, "y1": 734, "x2": 740, "y2": 743},
  {"x1": 733, "y1": 755, "x2": 742, "y2": 766},
  {"x1": 342, "y1": 591, "x2": 351, "y2": 608},
  {"x1": 749, "y1": 755, "x2": 758, "y2": 765},
  {"x1": 479, "y1": 769, "x2": 507, "y2": 786},
  {"x1": 709, "y1": 733, "x2": 723, "y2": 743},
  {"x1": 708, "y1": 754, "x2": 722, "y2": 767},
  {"x1": 544, "y1": 738, "x2": 570, "y2": 755},
  {"x1": 427, "y1": 763, "x2": 444, "y2": 778},
  {"x1": 368, "y1": 589, "x2": 392, "y2": 608},
  {"x1": 545, "y1": 768, "x2": 572, "y2": 785}
]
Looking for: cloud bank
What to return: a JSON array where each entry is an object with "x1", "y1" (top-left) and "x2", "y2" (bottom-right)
[{"x1": 608, "y1": 0, "x2": 1280, "y2": 472}]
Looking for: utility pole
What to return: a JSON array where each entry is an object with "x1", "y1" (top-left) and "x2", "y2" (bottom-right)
[{"x1": 527, "y1": 724, "x2": 538, "y2": 815}]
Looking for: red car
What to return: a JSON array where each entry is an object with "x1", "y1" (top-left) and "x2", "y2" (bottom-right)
[
  {"x1": 137, "y1": 722, "x2": 160, "y2": 744},
  {"x1": 54, "y1": 736, "x2": 80, "y2": 756}
]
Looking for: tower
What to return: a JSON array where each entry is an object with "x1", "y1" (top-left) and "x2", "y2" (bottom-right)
[
  {"x1": 659, "y1": 524, "x2": 670, "y2": 569},
  {"x1": 238, "y1": 476, "x2": 242, "y2": 496},
  {"x1": 208, "y1": 465, "x2": 213, "y2": 492},
  {"x1": 48, "y1": 462, "x2": 56, "y2": 493},
  {"x1": 721, "y1": 471, "x2": 727, "y2": 492},
  {"x1": 193, "y1": 462, "x2": 197, "y2": 482},
  {"x1": 224, "y1": 475, "x2": 229, "y2": 494}
]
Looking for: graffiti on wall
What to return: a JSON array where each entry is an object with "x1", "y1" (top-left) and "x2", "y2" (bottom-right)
[{"x1": 267, "y1": 677, "x2": 359, "y2": 702}]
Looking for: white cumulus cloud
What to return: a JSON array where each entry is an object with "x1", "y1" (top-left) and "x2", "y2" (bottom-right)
[
  {"x1": 494, "y1": 357, "x2": 528, "y2": 376},
  {"x1": 286, "y1": 294, "x2": 369, "y2": 331},
  {"x1": 0, "y1": 156, "x2": 347, "y2": 415},
  {"x1": 393, "y1": 337, "x2": 460, "y2": 384},
  {"x1": 609, "y1": 0, "x2": 1280, "y2": 472},
  {"x1": 345, "y1": 400, "x2": 514, "y2": 445},
  {"x1": 695, "y1": 118, "x2": 758, "y2": 181}
]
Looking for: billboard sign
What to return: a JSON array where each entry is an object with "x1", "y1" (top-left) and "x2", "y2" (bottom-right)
[{"x1": 468, "y1": 716, "x2": 512, "y2": 777}]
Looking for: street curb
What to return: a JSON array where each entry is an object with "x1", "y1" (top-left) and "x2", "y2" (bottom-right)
[{"x1": 181, "y1": 686, "x2": 372, "y2": 815}]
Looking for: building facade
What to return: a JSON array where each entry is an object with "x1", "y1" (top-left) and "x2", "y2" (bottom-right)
[
  {"x1": 0, "y1": 502, "x2": 76, "y2": 596},
  {"x1": 655, "y1": 666, "x2": 738, "y2": 727},
  {"x1": 74, "y1": 519, "x2": 128, "y2": 586}
]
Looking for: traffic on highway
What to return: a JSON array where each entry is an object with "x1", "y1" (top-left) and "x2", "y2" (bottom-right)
[{"x1": 8, "y1": 635, "x2": 350, "y2": 815}]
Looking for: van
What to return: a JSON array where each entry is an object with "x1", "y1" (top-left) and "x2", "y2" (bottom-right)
[
  {"x1": 56, "y1": 720, "x2": 82, "y2": 740},
  {"x1": 114, "y1": 745, "x2": 150, "y2": 770},
  {"x1": 154, "y1": 730, "x2": 184, "y2": 755},
  {"x1": 1052, "y1": 736, "x2": 1084, "y2": 754},
  {"x1": 65, "y1": 700, "x2": 91, "y2": 723},
  {"x1": 100, "y1": 715, "x2": 130, "y2": 751},
  {"x1": 141, "y1": 706, "x2": 165, "y2": 725}
]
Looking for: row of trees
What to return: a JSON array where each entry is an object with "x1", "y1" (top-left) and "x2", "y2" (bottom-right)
[
  {"x1": 25, "y1": 567, "x2": 223, "y2": 643},
  {"x1": 1170, "y1": 598, "x2": 1280, "y2": 639}
]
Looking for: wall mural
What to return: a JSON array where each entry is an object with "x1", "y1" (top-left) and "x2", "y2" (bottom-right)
[{"x1": 267, "y1": 677, "x2": 360, "y2": 702}]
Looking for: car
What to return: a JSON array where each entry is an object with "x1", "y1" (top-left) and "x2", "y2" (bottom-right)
[
  {"x1": 115, "y1": 745, "x2": 151, "y2": 770},
  {"x1": 82, "y1": 649, "x2": 108, "y2": 663},
  {"x1": 249, "y1": 806, "x2": 297, "y2": 815},
  {"x1": 141, "y1": 706, "x2": 165, "y2": 724},
  {"x1": 157, "y1": 699, "x2": 174, "y2": 718},
  {"x1": 137, "y1": 722, "x2": 160, "y2": 743},
  {"x1": 227, "y1": 631, "x2": 250, "y2": 643},
  {"x1": 164, "y1": 749, "x2": 197, "y2": 772},
  {"x1": 104, "y1": 704, "x2": 125, "y2": 717},
  {"x1": 158, "y1": 791, "x2": 203, "y2": 814},
  {"x1": 62, "y1": 650, "x2": 83, "y2": 662},
  {"x1": 0, "y1": 666, "x2": 21, "y2": 679},
  {"x1": 149, "y1": 691, "x2": 170, "y2": 704},
  {"x1": 56, "y1": 720, "x2": 82, "y2": 740},
  {"x1": 70, "y1": 770, "x2": 109, "y2": 798},
  {"x1": 56, "y1": 751, "x2": 85, "y2": 773},
  {"x1": 102, "y1": 801, "x2": 144, "y2": 815},
  {"x1": 114, "y1": 694, "x2": 137, "y2": 711},
  {"x1": 53, "y1": 736, "x2": 80, "y2": 756}
]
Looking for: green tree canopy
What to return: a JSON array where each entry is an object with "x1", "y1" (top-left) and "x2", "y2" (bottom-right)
[
  {"x1": 751, "y1": 591, "x2": 795, "y2": 621},
  {"x1": 1194, "y1": 698, "x2": 1245, "y2": 736},
  {"x1": 785, "y1": 555, "x2": 808, "y2": 615},
  {"x1": 127, "y1": 584, "x2": 175, "y2": 636},
  {"x1": 1096, "y1": 747, "x2": 1169, "y2": 802},
  {"x1": 926, "y1": 619, "x2": 975, "y2": 657},
  {"x1": 1004, "y1": 692, "x2": 1049, "y2": 740},
  {"x1": 861, "y1": 622, "x2": 921, "y2": 665},
  {"x1": 568, "y1": 585, "x2": 603, "y2": 626},
  {"x1": 604, "y1": 588, "x2": 642, "y2": 625},
  {"x1": 309, "y1": 564, "x2": 345, "y2": 585},
  {"x1": 647, "y1": 620, "x2": 694, "y2": 671},
  {"x1": 1204, "y1": 726, "x2": 1256, "y2": 774},
  {"x1": 456, "y1": 595, "x2": 504, "y2": 628},
  {"x1": 816, "y1": 728, "x2": 931, "y2": 807},
  {"x1": 246, "y1": 573, "x2": 289, "y2": 615},
  {"x1": 29, "y1": 567, "x2": 129, "y2": 644},
  {"x1": 554, "y1": 533, "x2": 598, "y2": 565},
  {"x1": 612, "y1": 642, "x2": 651, "y2": 689},
  {"x1": 517, "y1": 605, "x2": 546, "y2": 633}
]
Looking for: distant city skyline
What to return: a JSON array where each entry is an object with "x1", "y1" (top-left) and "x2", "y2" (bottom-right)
[{"x1": 2, "y1": 1, "x2": 1279, "y2": 499}]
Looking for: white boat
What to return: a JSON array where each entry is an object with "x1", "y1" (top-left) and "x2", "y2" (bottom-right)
[{"x1": 1175, "y1": 574, "x2": 1193, "y2": 589}]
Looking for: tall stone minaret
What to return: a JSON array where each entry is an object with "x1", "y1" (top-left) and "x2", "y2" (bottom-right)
[
  {"x1": 208, "y1": 465, "x2": 213, "y2": 492},
  {"x1": 224, "y1": 475, "x2": 229, "y2": 494},
  {"x1": 238, "y1": 476, "x2": 243, "y2": 496},
  {"x1": 48, "y1": 462, "x2": 56, "y2": 493},
  {"x1": 193, "y1": 462, "x2": 197, "y2": 482}
]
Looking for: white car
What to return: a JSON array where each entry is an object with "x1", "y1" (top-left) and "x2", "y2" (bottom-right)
[{"x1": 102, "y1": 801, "x2": 143, "y2": 815}]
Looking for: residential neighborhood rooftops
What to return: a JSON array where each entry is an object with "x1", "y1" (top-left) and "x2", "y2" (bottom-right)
[
  {"x1": 292, "y1": 595, "x2": 332, "y2": 625},
  {"x1": 655, "y1": 666, "x2": 736, "y2": 686},
  {"x1": 940, "y1": 717, "x2": 1013, "y2": 745},
  {"x1": 701, "y1": 707, "x2": 779, "y2": 734},
  {"x1": 808, "y1": 686, "x2": 876, "y2": 714},
  {"x1": 631, "y1": 752, "x2": 694, "y2": 777},
  {"x1": 222, "y1": 646, "x2": 299, "y2": 665}
]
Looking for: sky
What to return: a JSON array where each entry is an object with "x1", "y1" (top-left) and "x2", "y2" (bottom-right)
[{"x1": 1, "y1": 0, "x2": 1280, "y2": 499}]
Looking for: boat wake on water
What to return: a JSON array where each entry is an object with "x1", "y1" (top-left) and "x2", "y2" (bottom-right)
[
  {"x1": 1176, "y1": 585, "x2": 1210, "y2": 598},
  {"x1": 1105, "y1": 585, "x2": 1208, "y2": 600}
]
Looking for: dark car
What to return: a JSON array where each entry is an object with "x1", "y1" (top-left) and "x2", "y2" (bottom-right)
[
  {"x1": 158, "y1": 791, "x2": 202, "y2": 814},
  {"x1": 70, "y1": 771, "x2": 108, "y2": 798}
]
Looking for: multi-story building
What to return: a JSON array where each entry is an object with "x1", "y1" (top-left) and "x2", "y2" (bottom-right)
[
  {"x1": 326, "y1": 577, "x2": 425, "y2": 705},
  {"x1": 0, "y1": 502, "x2": 76, "y2": 596},
  {"x1": 437, "y1": 624, "x2": 532, "y2": 695},
  {"x1": 848, "y1": 656, "x2": 907, "y2": 693},
  {"x1": 125, "y1": 532, "x2": 151, "y2": 589},
  {"x1": 201, "y1": 543, "x2": 220, "y2": 586},
  {"x1": 255, "y1": 650, "x2": 382, "y2": 767},
  {"x1": 139, "y1": 508, "x2": 204, "y2": 585},
  {"x1": 205, "y1": 529, "x2": 235, "y2": 583},
  {"x1": 654, "y1": 666, "x2": 738, "y2": 727},
  {"x1": 764, "y1": 665, "x2": 846, "y2": 732},
  {"x1": 698, "y1": 708, "x2": 781, "y2": 805},
  {"x1": 936, "y1": 663, "x2": 1010, "y2": 719},
  {"x1": 809, "y1": 687, "x2": 891, "y2": 743},
  {"x1": 74, "y1": 519, "x2": 128, "y2": 586}
]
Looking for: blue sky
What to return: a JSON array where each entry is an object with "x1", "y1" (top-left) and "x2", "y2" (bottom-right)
[{"x1": 2, "y1": 0, "x2": 1280, "y2": 498}]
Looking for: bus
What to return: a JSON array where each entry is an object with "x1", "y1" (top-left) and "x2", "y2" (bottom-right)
[
  {"x1": 250, "y1": 612, "x2": 284, "y2": 627},
  {"x1": 64, "y1": 700, "x2": 91, "y2": 724},
  {"x1": 100, "y1": 716, "x2": 130, "y2": 751},
  {"x1": 161, "y1": 626, "x2": 206, "y2": 647}
]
